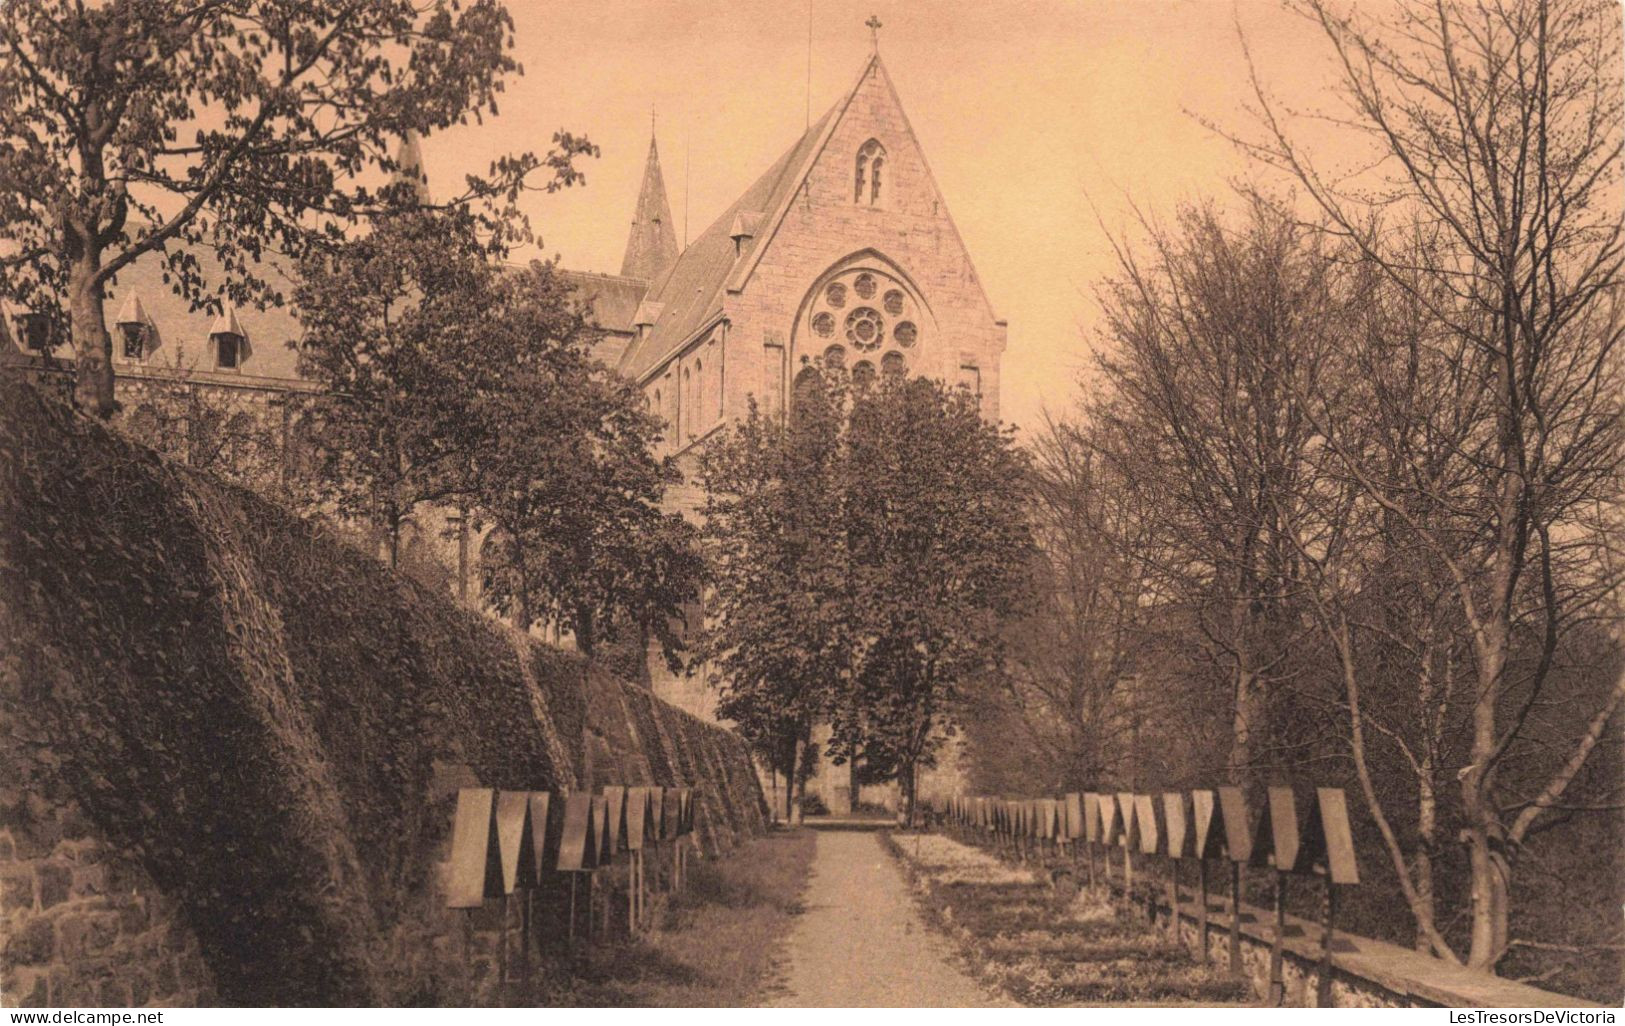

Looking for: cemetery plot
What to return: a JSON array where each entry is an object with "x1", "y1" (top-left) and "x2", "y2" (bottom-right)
[{"x1": 889, "y1": 832, "x2": 1250, "y2": 1006}]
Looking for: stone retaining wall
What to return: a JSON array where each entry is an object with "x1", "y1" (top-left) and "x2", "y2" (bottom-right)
[{"x1": 0, "y1": 380, "x2": 767, "y2": 1006}]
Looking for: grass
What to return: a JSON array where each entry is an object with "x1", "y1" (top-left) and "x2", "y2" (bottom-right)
[
  {"x1": 529, "y1": 828, "x2": 815, "y2": 1006},
  {"x1": 886, "y1": 831, "x2": 1254, "y2": 1007}
]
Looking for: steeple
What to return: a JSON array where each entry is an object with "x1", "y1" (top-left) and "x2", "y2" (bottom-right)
[
  {"x1": 392, "y1": 130, "x2": 431, "y2": 204},
  {"x1": 619, "y1": 133, "x2": 679, "y2": 283}
]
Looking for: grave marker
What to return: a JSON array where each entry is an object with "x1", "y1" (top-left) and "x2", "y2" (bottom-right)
[{"x1": 446, "y1": 788, "x2": 500, "y2": 909}]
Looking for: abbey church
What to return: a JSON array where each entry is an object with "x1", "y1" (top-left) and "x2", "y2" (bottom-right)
[
  {"x1": 570, "y1": 52, "x2": 1008, "y2": 732},
  {"x1": 4, "y1": 48, "x2": 1001, "y2": 810},
  {"x1": 569, "y1": 49, "x2": 1005, "y2": 464}
]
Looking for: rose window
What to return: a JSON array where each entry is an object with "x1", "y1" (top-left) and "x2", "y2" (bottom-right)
[
  {"x1": 801, "y1": 267, "x2": 926, "y2": 377},
  {"x1": 845, "y1": 307, "x2": 883, "y2": 351}
]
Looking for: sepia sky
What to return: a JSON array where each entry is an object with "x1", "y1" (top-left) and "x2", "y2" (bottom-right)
[{"x1": 413, "y1": 0, "x2": 1360, "y2": 434}]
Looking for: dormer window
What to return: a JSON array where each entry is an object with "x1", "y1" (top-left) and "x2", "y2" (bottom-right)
[
  {"x1": 16, "y1": 311, "x2": 50, "y2": 351},
  {"x1": 121, "y1": 324, "x2": 145, "y2": 360},
  {"x1": 208, "y1": 304, "x2": 248, "y2": 371},
  {"x1": 115, "y1": 293, "x2": 150, "y2": 361},
  {"x1": 855, "y1": 139, "x2": 886, "y2": 205},
  {"x1": 215, "y1": 333, "x2": 240, "y2": 369}
]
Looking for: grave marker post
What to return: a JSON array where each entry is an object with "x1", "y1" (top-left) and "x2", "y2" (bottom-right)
[{"x1": 1216, "y1": 786, "x2": 1254, "y2": 979}]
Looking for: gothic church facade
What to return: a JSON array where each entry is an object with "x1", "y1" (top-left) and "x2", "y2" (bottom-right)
[{"x1": 569, "y1": 53, "x2": 1007, "y2": 723}]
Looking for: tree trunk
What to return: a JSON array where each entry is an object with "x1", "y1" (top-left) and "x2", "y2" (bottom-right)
[
  {"x1": 68, "y1": 244, "x2": 116, "y2": 418},
  {"x1": 901, "y1": 758, "x2": 917, "y2": 829},
  {"x1": 1414, "y1": 775, "x2": 1440, "y2": 954},
  {"x1": 575, "y1": 607, "x2": 596, "y2": 660},
  {"x1": 781, "y1": 735, "x2": 798, "y2": 822},
  {"x1": 788, "y1": 733, "x2": 806, "y2": 826},
  {"x1": 1463, "y1": 622, "x2": 1508, "y2": 970},
  {"x1": 849, "y1": 754, "x2": 860, "y2": 812},
  {"x1": 1229, "y1": 664, "x2": 1259, "y2": 791},
  {"x1": 503, "y1": 538, "x2": 531, "y2": 631}
]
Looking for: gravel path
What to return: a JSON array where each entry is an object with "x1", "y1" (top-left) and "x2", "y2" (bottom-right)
[{"x1": 766, "y1": 830, "x2": 1014, "y2": 1007}]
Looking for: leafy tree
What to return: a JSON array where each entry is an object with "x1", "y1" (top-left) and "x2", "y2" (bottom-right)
[
  {"x1": 699, "y1": 368, "x2": 1034, "y2": 826},
  {"x1": 0, "y1": 0, "x2": 594, "y2": 416},
  {"x1": 471, "y1": 275, "x2": 703, "y2": 665},
  {"x1": 843, "y1": 377, "x2": 1035, "y2": 824},
  {"x1": 293, "y1": 208, "x2": 494, "y2": 568},
  {"x1": 697, "y1": 370, "x2": 851, "y2": 821}
]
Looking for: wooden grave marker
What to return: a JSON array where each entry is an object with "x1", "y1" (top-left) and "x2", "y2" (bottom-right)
[
  {"x1": 1188, "y1": 788, "x2": 1222, "y2": 965},
  {"x1": 1134, "y1": 794, "x2": 1165, "y2": 926},
  {"x1": 1162, "y1": 792, "x2": 1194, "y2": 948},
  {"x1": 556, "y1": 792, "x2": 599, "y2": 941},
  {"x1": 1135, "y1": 794, "x2": 1163, "y2": 856},
  {"x1": 1215, "y1": 786, "x2": 1253, "y2": 979},
  {"x1": 527, "y1": 792, "x2": 557, "y2": 882},
  {"x1": 1115, "y1": 792, "x2": 1139, "y2": 894},
  {"x1": 495, "y1": 790, "x2": 535, "y2": 895},
  {"x1": 446, "y1": 788, "x2": 500, "y2": 909},
  {"x1": 446, "y1": 787, "x2": 501, "y2": 971},
  {"x1": 624, "y1": 787, "x2": 652, "y2": 929},
  {"x1": 1079, "y1": 791, "x2": 1100, "y2": 888},
  {"x1": 1251, "y1": 785, "x2": 1308, "y2": 1006},
  {"x1": 493, "y1": 790, "x2": 535, "y2": 983},
  {"x1": 602, "y1": 786, "x2": 626, "y2": 858}
]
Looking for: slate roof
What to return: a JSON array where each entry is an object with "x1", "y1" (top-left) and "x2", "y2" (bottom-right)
[
  {"x1": 619, "y1": 137, "x2": 679, "y2": 282},
  {"x1": 617, "y1": 102, "x2": 839, "y2": 381},
  {"x1": 558, "y1": 270, "x2": 649, "y2": 335},
  {"x1": 103, "y1": 243, "x2": 306, "y2": 381}
]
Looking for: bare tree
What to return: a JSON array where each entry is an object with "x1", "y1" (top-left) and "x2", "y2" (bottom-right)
[
  {"x1": 1090, "y1": 197, "x2": 1334, "y2": 791},
  {"x1": 989, "y1": 414, "x2": 1162, "y2": 790},
  {"x1": 1232, "y1": 0, "x2": 1624, "y2": 968}
]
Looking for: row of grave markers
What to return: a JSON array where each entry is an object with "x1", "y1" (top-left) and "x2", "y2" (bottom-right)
[
  {"x1": 937, "y1": 786, "x2": 1361, "y2": 1006},
  {"x1": 445, "y1": 784, "x2": 696, "y2": 983}
]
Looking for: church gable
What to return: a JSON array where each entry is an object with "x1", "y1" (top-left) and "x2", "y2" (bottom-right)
[{"x1": 724, "y1": 54, "x2": 1006, "y2": 421}]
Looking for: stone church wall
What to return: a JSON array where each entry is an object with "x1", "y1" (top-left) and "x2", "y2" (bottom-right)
[{"x1": 724, "y1": 59, "x2": 1006, "y2": 429}]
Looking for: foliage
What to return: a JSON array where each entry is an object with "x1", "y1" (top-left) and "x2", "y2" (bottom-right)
[
  {"x1": 842, "y1": 377, "x2": 1036, "y2": 819},
  {"x1": 699, "y1": 367, "x2": 1034, "y2": 824},
  {"x1": 295, "y1": 210, "x2": 701, "y2": 662},
  {"x1": 293, "y1": 208, "x2": 495, "y2": 566},
  {"x1": 696, "y1": 378, "x2": 849, "y2": 815},
  {"x1": 0, "y1": 377, "x2": 767, "y2": 1004},
  {"x1": 0, "y1": 0, "x2": 595, "y2": 415},
  {"x1": 468, "y1": 265, "x2": 704, "y2": 664}
]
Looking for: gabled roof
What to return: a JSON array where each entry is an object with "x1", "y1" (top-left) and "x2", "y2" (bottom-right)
[
  {"x1": 617, "y1": 54, "x2": 929, "y2": 382},
  {"x1": 617, "y1": 82, "x2": 853, "y2": 381},
  {"x1": 558, "y1": 269, "x2": 648, "y2": 334}
]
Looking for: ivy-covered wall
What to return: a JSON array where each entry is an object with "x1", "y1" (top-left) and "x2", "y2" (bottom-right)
[{"x1": 0, "y1": 380, "x2": 767, "y2": 1006}]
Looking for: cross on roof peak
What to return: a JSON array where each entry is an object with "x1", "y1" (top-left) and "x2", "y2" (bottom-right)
[{"x1": 866, "y1": 14, "x2": 882, "y2": 51}]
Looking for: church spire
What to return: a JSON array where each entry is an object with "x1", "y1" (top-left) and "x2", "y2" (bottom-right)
[
  {"x1": 392, "y1": 129, "x2": 431, "y2": 204},
  {"x1": 619, "y1": 132, "x2": 679, "y2": 282}
]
